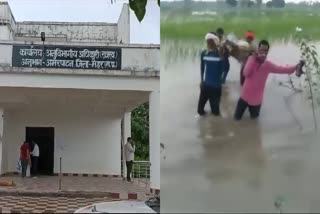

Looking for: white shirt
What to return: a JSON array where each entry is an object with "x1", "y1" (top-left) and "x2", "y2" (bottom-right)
[
  {"x1": 31, "y1": 144, "x2": 39, "y2": 157},
  {"x1": 125, "y1": 142, "x2": 135, "y2": 161}
]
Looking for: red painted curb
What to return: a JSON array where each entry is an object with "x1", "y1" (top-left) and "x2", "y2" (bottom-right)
[
  {"x1": 128, "y1": 193, "x2": 138, "y2": 200},
  {"x1": 2, "y1": 172, "x2": 122, "y2": 178},
  {"x1": 150, "y1": 188, "x2": 160, "y2": 195},
  {"x1": 110, "y1": 192, "x2": 120, "y2": 199}
]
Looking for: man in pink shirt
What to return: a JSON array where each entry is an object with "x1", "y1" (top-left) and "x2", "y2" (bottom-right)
[{"x1": 234, "y1": 40, "x2": 303, "y2": 120}]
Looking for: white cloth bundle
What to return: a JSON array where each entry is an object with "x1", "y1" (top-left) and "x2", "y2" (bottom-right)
[
  {"x1": 205, "y1": 33, "x2": 220, "y2": 46},
  {"x1": 237, "y1": 40, "x2": 250, "y2": 50}
]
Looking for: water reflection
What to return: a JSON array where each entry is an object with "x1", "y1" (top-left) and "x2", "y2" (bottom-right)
[{"x1": 161, "y1": 40, "x2": 320, "y2": 213}]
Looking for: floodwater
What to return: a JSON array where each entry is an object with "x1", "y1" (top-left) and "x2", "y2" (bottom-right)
[{"x1": 161, "y1": 40, "x2": 320, "y2": 213}]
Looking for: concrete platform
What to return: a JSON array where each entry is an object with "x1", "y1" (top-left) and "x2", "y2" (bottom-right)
[{"x1": 0, "y1": 175, "x2": 149, "y2": 200}]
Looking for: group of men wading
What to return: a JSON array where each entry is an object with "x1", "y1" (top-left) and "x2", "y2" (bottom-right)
[{"x1": 198, "y1": 28, "x2": 305, "y2": 120}]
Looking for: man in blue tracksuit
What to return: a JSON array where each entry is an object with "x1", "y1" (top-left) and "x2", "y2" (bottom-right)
[{"x1": 198, "y1": 33, "x2": 225, "y2": 116}]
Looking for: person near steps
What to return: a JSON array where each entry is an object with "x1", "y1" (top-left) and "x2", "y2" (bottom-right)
[
  {"x1": 30, "y1": 141, "x2": 40, "y2": 177},
  {"x1": 234, "y1": 40, "x2": 304, "y2": 120},
  {"x1": 198, "y1": 32, "x2": 226, "y2": 116},
  {"x1": 20, "y1": 141, "x2": 31, "y2": 178},
  {"x1": 125, "y1": 137, "x2": 135, "y2": 182}
]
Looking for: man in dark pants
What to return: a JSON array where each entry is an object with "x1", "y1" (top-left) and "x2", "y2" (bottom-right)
[
  {"x1": 234, "y1": 40, "x2": 302, "y2": 120},
  {"x1": 125, "y1": 137, "x2": 135, "y2": 182},
  {"x1": 234, "y1": 98, "x2": 261, "y2": 120},
  {"x1": 198, "y1": 33, "x2": 225, "y2": 116},
  {"x1": 20, "y1": 141, "x2": 30, "y2": 178}
]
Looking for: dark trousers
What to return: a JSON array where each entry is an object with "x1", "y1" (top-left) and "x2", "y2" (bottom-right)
[
  {"x1": 234, "y1": 98, "x2": 261, "y2": 120},
  {"x1": 222, "y1": 61, "x2": 230, "y2": 84},
  {"x1": 240, "y1": 69, "x2": 245, "y2": 86},
  {"x1": 21, "y1": 160, "x2": 28, "y2": 178},
  {"x1": 126, "y1": 161, "x2": 133, "y2": 181},
  {"x1": 197, "y1": 85, "x2": 222, "y2": 116},
  {"x1": 31, "y1": 156, "x2": 39, "y2": 176}
]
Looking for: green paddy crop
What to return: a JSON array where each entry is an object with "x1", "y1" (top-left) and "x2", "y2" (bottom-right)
[{"x1": 161, "y1": 10, "x2": 320, "y2": 41}]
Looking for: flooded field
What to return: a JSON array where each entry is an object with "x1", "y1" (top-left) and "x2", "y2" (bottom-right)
[{"x1": 161, "y1": 41, "x2": 320, "y2": 213}]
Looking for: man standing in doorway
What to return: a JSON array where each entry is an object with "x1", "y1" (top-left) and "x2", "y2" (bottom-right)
[
  {"x1": 20, "y1": 141, "x2": 31, "y2": 178},
  {"x1": 125, "y1": 137, "x2": 135, "y2": 182},
  {"x1": 30, "y1": 141, "x2": 39, "y2": 178}
]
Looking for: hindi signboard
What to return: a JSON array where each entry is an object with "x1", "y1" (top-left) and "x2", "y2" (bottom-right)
[{"x1": 12, "y1": 45, "x2": 122, "y2": 70}]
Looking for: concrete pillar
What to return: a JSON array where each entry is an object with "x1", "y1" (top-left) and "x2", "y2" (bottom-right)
[
  {"x1": 0, "y1": 108, "x2": 4, "y2": 175},
  {"x1": 122, "y1": 112, "x2": 131, "y2": 179},
  {"x1": 149, "y1": 91, "x2": 160, "y2": 191}
]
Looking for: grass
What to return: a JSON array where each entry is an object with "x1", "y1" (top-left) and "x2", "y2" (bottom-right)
[{"x1": 161, "y1": 9, "x2": 320, "y2": 41}]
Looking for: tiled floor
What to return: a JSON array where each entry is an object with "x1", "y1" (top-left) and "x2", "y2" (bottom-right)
[
  {"x1": 0, "y1": 176, "x2": 149, "y2": 195},
  {"x1": 0, "y1": 195, "x2": 112, "y2": 213}
]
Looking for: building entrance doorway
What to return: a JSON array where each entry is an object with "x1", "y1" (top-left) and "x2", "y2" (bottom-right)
[{"x1": 26, "y1": 127, "x2": 55, "y2": 175}]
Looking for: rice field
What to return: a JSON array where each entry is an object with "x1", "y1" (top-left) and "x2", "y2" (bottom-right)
[{"x1": 161, "y1": 9, "x2": 320, "y2": 41}]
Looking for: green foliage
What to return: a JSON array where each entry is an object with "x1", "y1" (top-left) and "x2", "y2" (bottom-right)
[
  {"x1": 294, "y1": 30, "x2": 320, "y2": 129},
  {"x1": 111, "y1": 0, "x2": 160, "y2": 22},
  {"x1": 161, "y1": 10, "x2": 320, "y2": 41},
  {"x1": 131, "y1": 103, "x2": 149, "y2": 160},
  {"x1": 129, "y1": 0, "x2": 147, "y2": 22},
  {"x1": 226, "y1": 0, "x2": 237, "y2": 7},
  {"x1": 272, "y1": 0, "x2": 286, "y2": 8},
  {"x1": 266, "y1": 1, "x2": 272, "y2": 8}
]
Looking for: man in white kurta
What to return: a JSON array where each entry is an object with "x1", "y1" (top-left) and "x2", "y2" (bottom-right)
[
  {"x1": 30, "y1": 141, "x2": 40, "y2": 178},
  {"x1": 125, "y1": 137, "x2": 135, "y2": 182}
]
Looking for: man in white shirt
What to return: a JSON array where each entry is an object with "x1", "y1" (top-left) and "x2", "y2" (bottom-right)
[
  {"x1": 125, "y1": 137, "x2": 135, "y2": 182},
  {"x1": 30, "y1": 141, "x2": 40, "y2": 178}
]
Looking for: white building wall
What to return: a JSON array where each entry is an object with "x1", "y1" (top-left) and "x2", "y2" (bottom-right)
[
  {"x1": 3, "y1": 107, "x2": 122, "y2": 175},
  {"x1": 15, "y1": 22, "x2": 118, "y2": 43},
  {"x1": 117, "y1": 3, "x2": 130, "y2": 44},
  {"x1": 149, "y1": 91, "x2": 160, "y2": 190},
  {"x1": 0, "y1": 44, "x2": 12, "y2": 65},
  {"x1": 0, "y1": 26, "x2": 11, "y2": 40},
  {"x1": 122, "y1": 47, "x2": 160, "y2": 73}
]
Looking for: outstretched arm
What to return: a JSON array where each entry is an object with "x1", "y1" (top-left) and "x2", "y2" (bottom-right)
[{"x1": 268, "y1": 61, "x2": 298, "y2": 74}]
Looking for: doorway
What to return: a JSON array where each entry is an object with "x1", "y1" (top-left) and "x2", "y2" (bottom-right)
[{"x1": 26, "y1": 127, "x2": 55, "y2": 175}]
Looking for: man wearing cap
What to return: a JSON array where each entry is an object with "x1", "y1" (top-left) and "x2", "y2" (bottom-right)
[{"x1": 198, "y1": 33, "x2": 226, "y2": 116}]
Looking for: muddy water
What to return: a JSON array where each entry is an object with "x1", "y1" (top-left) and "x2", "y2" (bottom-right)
[{"x1": 161, "y1": 41, "x2": 320, "y2": 213}]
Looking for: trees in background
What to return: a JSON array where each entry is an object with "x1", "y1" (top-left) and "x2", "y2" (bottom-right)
[
  {"x1": 226, "y1": 0, "x2": 238, "y2": 7},
  {"x1": 272, "y1": 0, "x2": 286, "y2": 8},
  {"x1": 131, "y1": 103, "x2": 149, "y2": 160},
  {"x1": 225, "y1": 0, "x2": 286, "y2": 8}
]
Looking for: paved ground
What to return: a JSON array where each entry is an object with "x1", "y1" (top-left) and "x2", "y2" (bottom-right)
[
  {"x1": 161, "y1": 42, "x2": 320, "y2": 213},
  {"x1": 0, "y1": 195, "x2": 112, "y2": 213},
  {"x1": 0, "y1": 175, "x2": 149, "y2": 196},
  {"x1": 0, "y1": 175, "x2": 149, "y2": 213}
]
